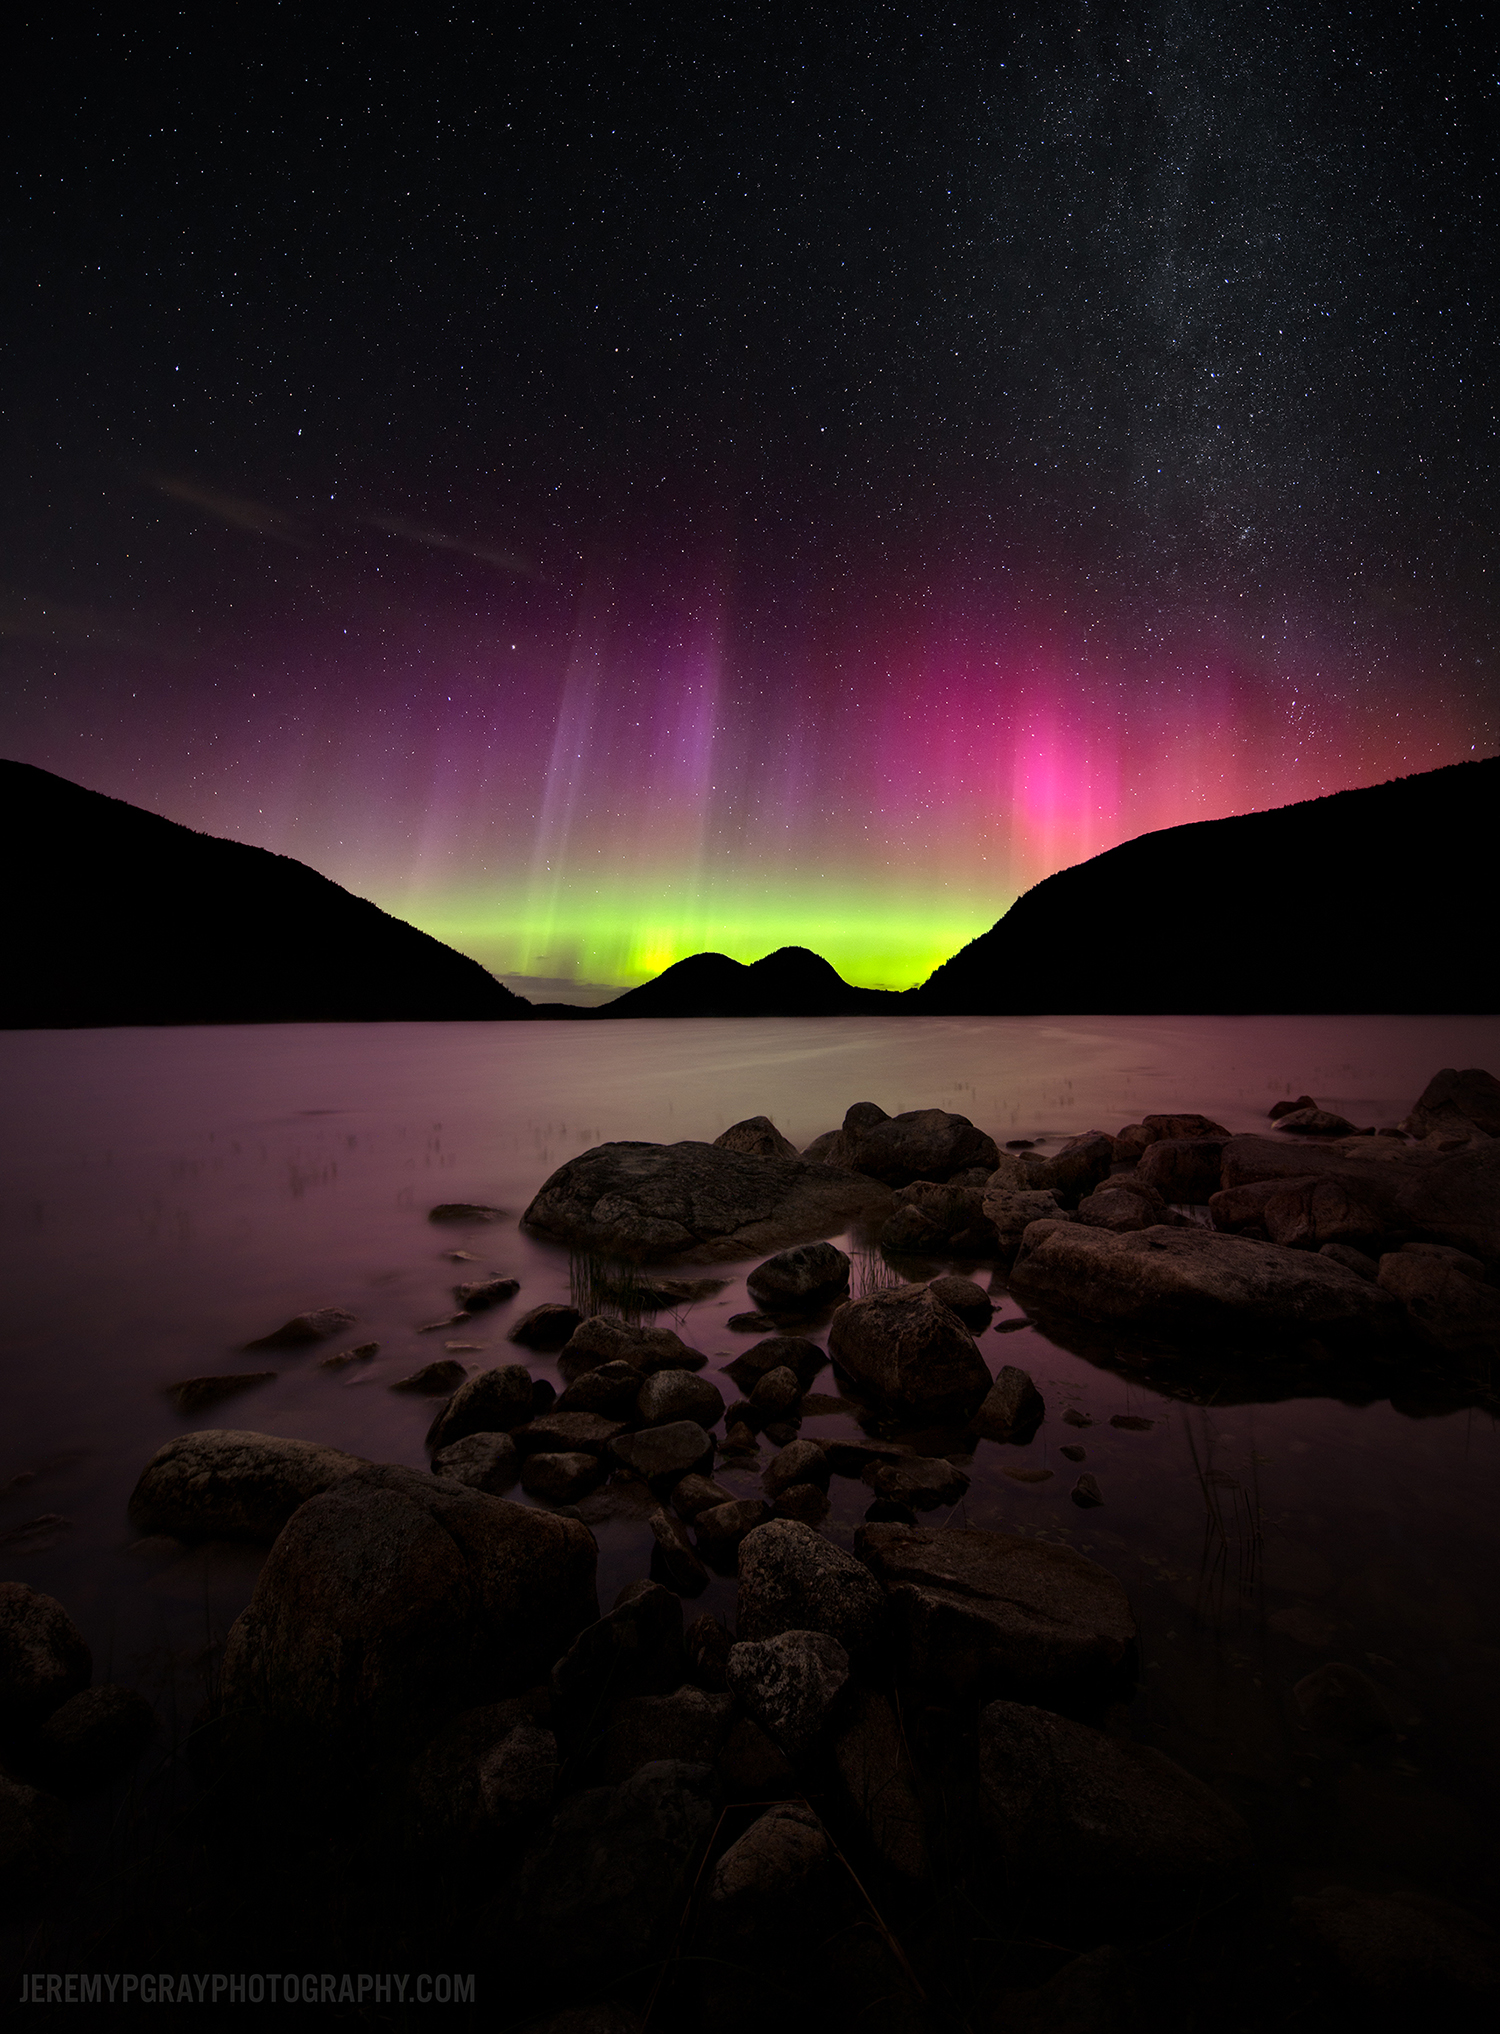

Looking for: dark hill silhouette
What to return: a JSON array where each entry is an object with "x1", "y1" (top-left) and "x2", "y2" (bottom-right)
[
  {"x1": 590, "y1": 945, "x2": 906, "y2": 1018},
  {"x1": 914, "y1": 757, "x2": 1498, "y2": 1015},
  {"x1": 0, "y1": 760, "x2": 530, "y2": 1026}
]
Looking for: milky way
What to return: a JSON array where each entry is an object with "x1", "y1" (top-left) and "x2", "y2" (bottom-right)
[{"x1": 2, "y1": 5, "x2": 1493, "y2": 993}]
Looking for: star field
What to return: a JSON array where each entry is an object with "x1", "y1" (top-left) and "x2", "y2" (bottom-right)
[{"x1": 2, "y1": 4, "x2": 1494, "y2": 992}]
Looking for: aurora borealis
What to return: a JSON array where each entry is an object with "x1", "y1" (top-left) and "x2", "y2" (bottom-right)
[{"x1": 3, "y1": 6, "x2": 1494, "y2": 998}]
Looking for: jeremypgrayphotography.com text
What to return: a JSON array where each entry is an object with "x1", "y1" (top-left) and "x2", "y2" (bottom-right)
[{"x1": 17, "y1": 1973, "x2": 476, "y2": 2006}]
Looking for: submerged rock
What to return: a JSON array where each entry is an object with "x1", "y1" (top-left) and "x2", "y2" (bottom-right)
[
  {"x1": 863, "y1": 1456, "x2": 969, "y2": 1510},
  {"x1": 855, "y1": 1523, "x2": 1136, "y2": 1709},
  {"x1": 219, "y1": 1465, "x2": 598, "y2": 1756},
  {"x1": 390, "y1": 1359, "x2": 467, "y2": 1394},
  {"x1": 522, "y1": 1139, "x2": 891, "y2": 1262},
  {"x1": 828, "y1": 1285, "x2": 992, "y2": 1418},
  {"x1": 927, "y1": 1274, "x2": 993, "y2": 1327},
  {"x1": 127, "y1": 1429, "x2": 369, "y2": 1543},
  {"x1": 455, "y1": 1276, "x2": 520, "y2": 1311},
  {"x1": 611, "y1": 1422, "x2": 715, "y2": 1483},
  {"x1": 1377, "y1": 1251, "x2": 1500, "y2": 1352},
  {"x1": 507, "y1": 1303, "x2": 584, "y2": 1350},
  {"x1": 635, "y1": 1371, "x2": 725, "y2": 1429},
  {"x1": 164, "y1": 1371, "x2": 277, "y2": 1413}
]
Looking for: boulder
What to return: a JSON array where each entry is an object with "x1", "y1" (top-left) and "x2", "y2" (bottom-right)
[
  {"x1": 724, "y1": 1336, "x2": 823, "y2": 1394},
  {"x1": 1219, "y1": 1134, "x2": 1429, "y2": 1191},
  {"x1": 1014, "y1": 1132, "x2": 1115, "y2": 1207},
  {"x1": 977, "y1": 1700, "x2": 1253, "y2": 1909},
  {"x1": 521, "y1": 1451, "x2": 607, "y2": 1503},
  {"x1": 971, "y1": 1365, "x2": 1045, "y2": 1443},
  {"x1": 1319, "y1": 1241, "x2": 1380, "y2": 1280},
  {"x1": 1269, "y1": 1096, "x2": 1317, "y2": 1121},
  {"x1": 695, "y1": 1800, "x2": 846, "y2": 1962},
  {"x1": 555, "y1": 1361, "x2": 644, "y2": 1418},
  {"x1": 832, "y1": 1687, "x2": 928, "y2": 1880},
  {"x1": 854, "y1": 1524, "x2": 1136, "y2": 1708},
  {"x1": 1209, "y1": 1175, "x2": 1323, "y2": 1235},
  {"x1": 34, "y1": 1683, "x2": 155, "y2": 1796},
  {"x1": 748, "y1": 1366, "x2": 801, "y2": 1416},
  {"x1": 507, "y1": 1303, "x2": 584, "y2": 1350},
  {"x1": 762, "y1": 1439, "x2": 830, "y2": 1496},
  {"x1": 982, "y1": 1186, "x2": 1073, "y2": 1249},
  {"x1": 1135, "y1": 1136, "x2": 1229, "y2": 1204},
  {"x1": 165, "y1": 1372, "x2": 277, "y2": 1413},
  {"x1": 0, "y1": 1773, "x2": 68, "y2": 1896},
  {"x1": 828, "y1": 1286, "x2": 992, "y2": 1419},
  {"x1": 879, "y1": 1182, "x2": 998, "y2": 1257},
  {"x1": 219, "y1": 1466, "x2": 598, "y2": 1755},
  {"x1": 245, "y1": 1305, "x2": 356, "y2": 1349},
  {"x1": 513, "y1": 1412, "x2": 627, "y2": 1457},
  {"x1": 522, "y1": 1140, "x2": 892, "y2": 1262},
  {"x1": 1382, "y1": 1250, "x2": 1500, "y2": 1353},
  {"x1": 694, "y1": 1499, "x2": 772, "y2": 1553},
  {"x1": 811, "y1": 1103, "x2": 1000, "y2": 1185},
  {"x1": 1288, "y1": 1884, "x2": 1500, "y2": 2009},
  {"x1": 1009, "y1": 1223, "x2": 1404, "y2": 1345},
  {"x1": 500, "y1": 1760, "x2": 720, "y2": 1984},
  {"x1": 1396, "y1": 1138, "x2": 1500, "y2": 1262},
  {"x1": 991, "y1": 1946, "x2": 1139, "y2": 2034},
  {"x1": 1260, "y1": 1172, "x2": 1406, "y2": 1252},
  {"x1": 1401, "y1": 1066, "x2": 1500, "y2": 1141},
  {"x1": 593, "y1": 1685, "x2": 736, "y2": 1782},
  {"x1": 927, "y1": 1274, "x2": 993, "y2": 1327},
  {"x1": 430, "y1": 1431, "x2": 519, "y2": 1493},
  {"x1": 773, "y1": 1483, "x2": 829, "y2": 1525},
  {"x1": 684, "y1": 1611, "x2": 734, "y2": 1690},
  {"x1": 611, "y1": 1422, "x2": 715, "y2": 1483},
  {"x1": 1076, "y1": 1179, "x2": 1173, "y2": 1232},
  {"x1": 551, "y1": 1582, "x2": 684, "y2": 1712},
  {"x1": 561, "y1": 1316, "x2": 707, "y2": 1374},
  {"x1": 425, "y1": 1366, "x2": 535, "y2": 1450},
  {"x1": 714, "y1": 1116, "x2": 800, "y2": 1159},
  {"x1": 648, "y1": 1508, "x2": 710, "y2": 1595},
  {"x1": 127, "y1": 1429, "x2": 369, "y2": 1544},
  {"x1": 455, "y1": 1276, "x2": 521, "y2": 1311},
  {"x1": 479, "y1": 1723, "x2": 559, "y2": 1830},
  {"x1": 863, "y1": 1457, "x2": 969, "y2": 1510},
  {"x1": 636, "y1": 1371, "x2": 725, "y2": 1429},
  {"x1": 1275, "y1": 1108, "x2": 1358, "y2": 1136},
  {"x1": 391, "y1": 1359, "x2": 467, "y2": 1394},
  {"x1": 1293, "y1": 1662, "x2": 1395, "y2": 1743},
  {"x1": 736, "y1": 1519, "x2": 886, "y2": 1655},
  {"x1": 725, "y1": 1630, "x2": 850, "y2": 1755},
  {"x1": 671, "y1": 1474, "x2": 738, "y2": 1520},
  {"x1": 0, "y1": 1584, "x2": 92, "y2": 1732},
  {"x1": 745, "y1": 1241, "x2": 850, "y2": 1312},
  {"x1": 1142, "y1": 1112, "x2": 1230, "y2": 1141}
]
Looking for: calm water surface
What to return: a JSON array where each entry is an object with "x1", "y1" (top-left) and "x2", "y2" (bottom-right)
[{"x1": 2, "y1": 1013, "x2": 1498, "y2": 1917}]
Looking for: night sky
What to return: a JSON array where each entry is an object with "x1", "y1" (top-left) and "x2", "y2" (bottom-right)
[{"x1": 3, "y1": 4, "x2": 1495, "y2": 997}]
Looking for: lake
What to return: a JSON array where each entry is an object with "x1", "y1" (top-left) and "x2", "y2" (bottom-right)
[{"x1": 2, "y1": 1012, "x2": 1498, "y2": 1986}]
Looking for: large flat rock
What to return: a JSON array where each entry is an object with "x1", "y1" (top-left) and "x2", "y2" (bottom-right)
[
  {"x1": 855, "y1": 1523, "x2": 1136, "y2": 1709},
  {"x1": 521, "y1": 1140, "x2": 893, "y2": 1262},
  {"x1": 1396, "y1": 1140, "x2": 1500, "y2": 1263},
  {"x1": 1009, "y1": 1222, "x2": 1403, "y2": 1344}
]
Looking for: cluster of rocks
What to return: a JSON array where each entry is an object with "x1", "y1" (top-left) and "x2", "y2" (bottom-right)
[{"x1": 0, "y1": 1581, "x2": 156, "y2": 1896}]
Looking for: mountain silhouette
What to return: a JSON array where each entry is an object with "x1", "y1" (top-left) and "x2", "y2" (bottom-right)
[
  {"x1": 913, "y1": 757, "x2": 1498, "y2": 1014},
  {"x1": 592, "y1": 945, "x2": 905, "y2": 1018},
  {"x1": 0, "y1": 760, "x2": 530, "y2": 1026}
]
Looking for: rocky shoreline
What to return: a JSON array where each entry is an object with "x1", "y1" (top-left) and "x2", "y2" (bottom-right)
[{"x1": 3, "y1": 1066, "x2": 1498, "y2": 2028}]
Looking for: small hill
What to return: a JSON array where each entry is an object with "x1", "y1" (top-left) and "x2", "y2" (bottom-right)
[
  {"x1": 595, "y1": 945, "x2": 906, "y2": 1018},
  {"x1": 0, "y1": 760, "x2": 531, "y2": 1026},
  {"x1": 914, "y1": 757, "x2": 1498, "y2": 1014}
]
